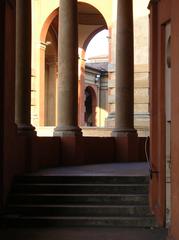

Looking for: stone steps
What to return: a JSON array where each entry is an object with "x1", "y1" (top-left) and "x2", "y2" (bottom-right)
[
  {"x1": 7, "y1": 204, "x2": 152, "y2": 217},
  {"x1": 14, "y1": 175, "x2": 149, "y2": 184},
  {"x1": 8, "y1": 193, "x2": 149, "y2": 205},
  {"x1": 3, "y1": 175, "x2": 157, "y2": 228},
  {"x1": 12, "y1": 183, "x2": 149, "y2": 194},
  {"x1": 3, "y1": 216, "x2": 156, "y2": 228}
]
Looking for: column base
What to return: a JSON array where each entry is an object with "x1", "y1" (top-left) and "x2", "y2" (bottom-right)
[
  {"x1": 53, "y1": 126, "x2": 82, "y2": 137},
  {"x1": 111, "y1": 128, "x2": 137, "y2": 137},
  {"x1": 16, "y1": 123, "x2": 36, "y2": 136}
]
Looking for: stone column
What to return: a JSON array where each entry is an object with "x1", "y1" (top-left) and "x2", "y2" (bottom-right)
[
  {"x1": 15, "y1": 0, "x2": 35, "y2": 135},
  {"x1": 112, "y1": 0, "x2": 137, "y2": 137},
  {"x1": 54, "y1": 0, "x2": 81, "y2": 136}
]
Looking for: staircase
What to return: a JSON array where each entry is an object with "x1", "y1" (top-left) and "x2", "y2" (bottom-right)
[{"x1": 3, "y1": 175, "x2": 156, "y2": 227}]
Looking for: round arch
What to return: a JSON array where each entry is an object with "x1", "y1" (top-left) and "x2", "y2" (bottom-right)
[
  {"x1": 40, "y1": 2, "x2": 108, "y2": 44},
  {"x1": 83, "y1": 26, "x2": 107, "y2": 51},
  {"x1": 40, "y1": 8, "x2": 58, "y2": 42}
]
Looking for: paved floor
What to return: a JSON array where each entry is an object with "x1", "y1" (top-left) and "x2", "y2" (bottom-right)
[
  {"x1": 0, "y1": 227, "x2": 167, "y2": 240},
  {"x1": 29, "y1": 162, "x2": 150, "y2": 176}
]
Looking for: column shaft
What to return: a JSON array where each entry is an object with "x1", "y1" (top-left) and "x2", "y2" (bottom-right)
[
  {"x1": 112, "y1": 0, "x2": 136, "y2": 136},
  {"x1": 15, "y1": 0, "x2": 35, "y2": 135},
  {"x1": 54, "y1": 0, "x2": 81, "y2": 136}
]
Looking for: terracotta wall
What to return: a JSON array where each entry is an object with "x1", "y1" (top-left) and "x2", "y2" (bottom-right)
[
  {"x1": 149, "y1": 0, "x2": 171, "y2": 226},
  {"x1": 149, "y1": 1, "x2": 179, "y2": 238},
  {"x1": 1, "y1": 1, "x2": 29, "y2": 205},
  {"x1": 59, "y1": 136, "x2": 147, "y2": 166},
  {"x1": 0, "y1": 1, "x2": 18, "y2": 205},
  {"x1": 0, "y1": 0, "x2": 26, "y2": 208},
  {"x1": 170, "y1": 0, "x2": 179, "y2": 239},
  {"x1": 0, "y1": 1, "x2": 62, "y2": 206},
  {"x1": 31, "y1": 137, "x2": 61, "y2": 170},
  {"x1": 60, "y1": 137, "x2": 115, "y2": 165},
  {"x1": 0, "y1": 1, "x2": 5, "y2": 210}
]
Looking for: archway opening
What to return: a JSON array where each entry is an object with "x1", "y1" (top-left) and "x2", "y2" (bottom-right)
[
  {"x1": 83, "y1": 29, "x2": 109, "y2": 127},
  {"x1": 85, "y1": 86, "x2": 97, "y2": 126},
  {"x1": 85, "y1": 29, "x2": 109, "y2": 61},
  {"x1": 44, "y1": 19, "x2": 58, "y2": 126}
]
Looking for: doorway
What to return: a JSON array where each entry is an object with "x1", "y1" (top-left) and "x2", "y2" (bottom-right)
[{"x1": 84, "y1": 86, "x2": 97, "y2": 126}]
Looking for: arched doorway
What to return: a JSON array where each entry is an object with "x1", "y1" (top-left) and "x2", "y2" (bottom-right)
[{"x1": 85, "y1": 86, "x2": 97, "y2": 126}]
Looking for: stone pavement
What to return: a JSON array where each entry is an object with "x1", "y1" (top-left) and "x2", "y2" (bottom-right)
[
  {"x1": 29, "y1": 162, "x2": 150, "y2": 176},
  {"x1": 0, "y1": 227, "x2": 167, "y2": 240}
]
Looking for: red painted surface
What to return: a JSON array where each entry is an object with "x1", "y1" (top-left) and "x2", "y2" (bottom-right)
[
  {"x1": 60, "y1": 136, "x2": 115, "y2": 166},
  {"x1": 31, "y1": 137, "x2": 61, "y2": 171},
  {"x1": 2, "y1": 1, "x2": 16, "y2": 204},
  {"x1": 170, "y1": 0, "x2": 179, "y2": 239},
  {"x1": 114, "y1": 135, "x2": 146, "y2": 163},
  {"x1": 0, "y1": 0, "x2": 5, "y2": 209},
  {"x1": 149, "y1": 1, "x2": 159, "y2": 225},
  {"x1": 149, "y1": 1, "x2": 179, "y2": 238},
  {"x1": 1, "y1": 1, "x2": 28, "y2": 205},
  {"x1": 60, "y1": 136, "x2": 146, "y2": 166},
  {"x1": 149, "y1": 0, "x2": 171, "y2": 227}
]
